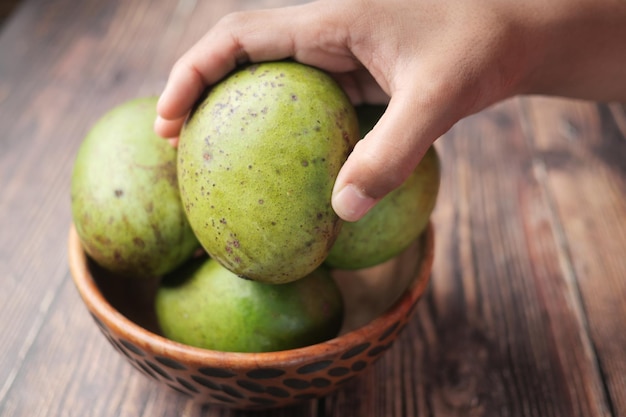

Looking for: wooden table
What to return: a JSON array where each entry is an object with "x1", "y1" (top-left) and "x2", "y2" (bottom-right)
[{"x1": 1, "y1": 0, "x2": 625, "y2": 416}]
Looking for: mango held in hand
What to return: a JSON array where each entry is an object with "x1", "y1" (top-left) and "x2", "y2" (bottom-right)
[
  {"x1": 325, "y1": 145, "x2": 440, "y2": 270},
  {"x1": 71, "y1": 97, "x2": 199, "y2": 278},
  {"x1": 155, "y1": 257, "x2": 344, "y2": 352},
  {"x1": 178, "y1": 61, "x2": 359, "y2": 284}
]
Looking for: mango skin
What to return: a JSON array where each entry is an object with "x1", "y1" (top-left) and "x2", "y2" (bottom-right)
[
  {"x1": 71, "y1": 97, "x2": 199, "y2": 278},
  {"x1": 178, "y1": 61, "x2": 359, "y2": 284},
  {"x1": 155, "y1": 257, "x2": 344, "y2": 352},
  {"x1": 325, "y1": 123, "x2": 440, "y2": 269}
]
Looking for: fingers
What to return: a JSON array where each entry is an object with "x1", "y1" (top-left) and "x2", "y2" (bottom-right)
[
  {"x1": 156, "y1": 5, "x2": 314, "y2": 138},
  {"x1": 332, "y1": 79, "x2": 455, "y2": 222}
]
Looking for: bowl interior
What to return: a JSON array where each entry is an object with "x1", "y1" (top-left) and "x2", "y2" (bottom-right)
[{"x1": 82, "y1": 230, "x2": 430, "y2": 339}]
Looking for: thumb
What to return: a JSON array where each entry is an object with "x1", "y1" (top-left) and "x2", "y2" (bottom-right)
[{"x1": 331, "y1": 86, "x2": 452, "y2": 222}]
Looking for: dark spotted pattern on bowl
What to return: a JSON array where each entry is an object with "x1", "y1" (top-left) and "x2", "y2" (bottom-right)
[{"x1": 68, "y1": 223, "x2": 434, "y2": 410}]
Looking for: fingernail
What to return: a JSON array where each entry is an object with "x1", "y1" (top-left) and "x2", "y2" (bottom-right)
[{"x1": 332, "y1": 184, "x2": 376, "y2": 222}]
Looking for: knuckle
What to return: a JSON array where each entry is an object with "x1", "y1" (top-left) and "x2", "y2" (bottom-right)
[{"x1": 170, "y1": 58, "x2": 203, "y2": 86}]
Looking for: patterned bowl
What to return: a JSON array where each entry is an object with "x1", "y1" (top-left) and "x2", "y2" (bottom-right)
[{"x1": 68, "y1": 222, "x2": 434, "y2": 410}]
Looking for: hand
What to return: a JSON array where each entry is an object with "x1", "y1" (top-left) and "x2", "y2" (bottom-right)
[{"x1": 155, "y1": 0, "x2": 626, "y2": 221}]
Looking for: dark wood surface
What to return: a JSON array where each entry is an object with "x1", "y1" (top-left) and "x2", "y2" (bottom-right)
[{"x1": 1, "y1": 0, "x2": 625, "y2": 416}]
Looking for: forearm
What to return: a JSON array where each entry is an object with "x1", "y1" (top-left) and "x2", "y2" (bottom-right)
[{"x1": 517, "y1": 0, "x2": 626, "y2": 102}]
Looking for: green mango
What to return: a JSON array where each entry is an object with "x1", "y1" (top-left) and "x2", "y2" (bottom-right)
[
  {"x1": 155, "y1": 257, "x2": 344, "y2": 352},
  {"x1": 178, "y1": 61, "x2": 359, "y2": 284},
  {"x1": 324, "y1": 105, "x2": 441, "y2": 270},
  {"x1": 71, "y1": 97, "x2": 199, "y2": 278}
]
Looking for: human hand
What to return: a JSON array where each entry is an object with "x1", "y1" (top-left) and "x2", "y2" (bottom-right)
[{"x1": 154, "y1": 0, "x2": 625, "y2": 221}]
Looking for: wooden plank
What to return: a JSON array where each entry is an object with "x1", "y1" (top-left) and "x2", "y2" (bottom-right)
[
  {"x1": 522, "y1": 97, "x2": 626, "y2": 417},
  {"x1": 0, "y1": 0, "x2": 178, "y2": 408},
  {"x1": 1, "y1": 0, "x2": 625, "y2": 415},
  {"x1": 331, "y1": 98, "x2": 613, "y2": 416},
  {"x1": 426, "y1": 99, "x2": 612, "y2": 416}
]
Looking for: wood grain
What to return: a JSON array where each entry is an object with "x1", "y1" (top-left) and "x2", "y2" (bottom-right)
[
  {"x1": 1, "y1": 0, "x2": 625, "y2": 416},
  {"x1": 521, "y1": 97, "x2": 626, "y2": 417}
]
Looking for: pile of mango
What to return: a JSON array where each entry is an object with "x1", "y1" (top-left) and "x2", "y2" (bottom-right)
[{"x1": 71, "y1": 61, "x2": 439, "y2": 353}]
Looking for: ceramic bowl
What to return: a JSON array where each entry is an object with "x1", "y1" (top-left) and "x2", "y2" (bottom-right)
[{"x1": 68, "y1": 222, "x2": 434, "y2": 410}]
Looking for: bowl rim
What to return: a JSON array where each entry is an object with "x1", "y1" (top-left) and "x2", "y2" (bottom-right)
[{"x1": 67, "y1": 222, "x2": 434, "y2": 370}]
